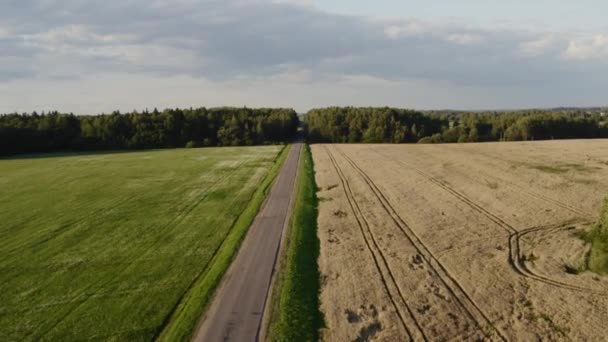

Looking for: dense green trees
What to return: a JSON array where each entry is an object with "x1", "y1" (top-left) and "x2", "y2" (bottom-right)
[
  {"x1": 0, "y1": 108, "x2": 298, "y2": 155},
  {"x1": 305, "y1": 107, "x2": 608, "y2": 144},
  {"x1": 305, "y1": 107, "x2": 446, "y2": 143},
  {"x1": 2, "y1": 106, "x2": 607, "y2": 155}
]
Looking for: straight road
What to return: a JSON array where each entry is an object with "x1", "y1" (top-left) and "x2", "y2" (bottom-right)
[{"x1": 193, "y1": 143, "x2": 302, "y2": 342}]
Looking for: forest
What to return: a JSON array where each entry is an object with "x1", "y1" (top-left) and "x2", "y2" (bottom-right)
[
  {"x1": 2, "y1": 106, "x2": 608, "y2": 155},
  {"x1": 305, "y1": 107, "x2": 608, "y2": 143},
  {"x1": 0, "y1": 107, "x2": 299, "y2": 155}
]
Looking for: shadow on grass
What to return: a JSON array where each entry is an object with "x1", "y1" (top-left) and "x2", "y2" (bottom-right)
[{"x1": 0, "y1": 149, "x2": 158, "y2": 161}]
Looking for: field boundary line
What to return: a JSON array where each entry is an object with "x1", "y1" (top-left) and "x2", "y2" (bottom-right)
[
  {"x1": 257, "y1": 144, "x2": 303, "y2": 341},
  {"x1": 262, "y1": 144, "x2": 324, "y2": 342},
  {"x1": 157, "y1": 145, "x2": 293, "y2": 341}
]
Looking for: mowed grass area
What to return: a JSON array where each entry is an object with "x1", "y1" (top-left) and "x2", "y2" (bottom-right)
[
  {"x1": 0, "y1": 146, "x2": 284, "y2": 341},
  {"x1": 267, "y1": 145, "x2": 323, "y2": 341}
]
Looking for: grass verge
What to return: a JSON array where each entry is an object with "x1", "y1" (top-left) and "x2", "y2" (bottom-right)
[
  {"x1": 267, "y1": 144, "x2": 324, "y2": 342},
  {"x1": 157, "y1": 145, "x2": 292, "y2": 341},
  {"x1": 579, "y1": 196, "x2": 608, "y2": 275}
]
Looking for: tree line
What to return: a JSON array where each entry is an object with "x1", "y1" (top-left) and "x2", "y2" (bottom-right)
[
  {"x1": 305, "y1": 107, "x2": 608, "y2": 144},
  {"x1": 305, "y1": 107, "x2": 445, "y2": 143},
  {"x1": 2, "y1": 106, "x2": 607, "y2": 155},
  {"x1": 0, "y1": 107, "x2": 299, "y2": 155}
]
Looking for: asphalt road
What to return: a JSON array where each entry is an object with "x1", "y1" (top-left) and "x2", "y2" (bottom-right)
[{"x1": 193, "y1": 143, "x2": 302, "y2": 342}]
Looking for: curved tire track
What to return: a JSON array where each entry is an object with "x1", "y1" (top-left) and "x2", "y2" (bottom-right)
[
  {"x1": 371, "y1": 147, "x2": 608, "y2": 297},
  {"x1": 511, "y1": 222, "x2": 607, "y2": 296}
]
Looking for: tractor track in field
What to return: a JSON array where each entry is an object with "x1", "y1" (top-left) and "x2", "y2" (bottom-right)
[
  {"x1": 371, "y1": 147, "x2": 608, "y2": 296},
  {"x1": 455, "y1": 148, "x2": 592, "y2": 218},
  {"x1": 506, "y1": 184, "x2": 588, "y2": 217},
  {"x1": 419, "y1": 145, "x2": 590, "y2": 218},
  {"x1": 324, "y1": 146, "x2": 426, "y2": 342},
  {"x1": 334, "y1": 145, "x2": 507, "y2": 341}
]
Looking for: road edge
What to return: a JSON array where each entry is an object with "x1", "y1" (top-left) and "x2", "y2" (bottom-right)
[
  {"x1": 258, "y1": 144, "x2": 304, "y2": 341},
  {"x1": 156, "y1": 144, "x2": 292, "y2": 342}
]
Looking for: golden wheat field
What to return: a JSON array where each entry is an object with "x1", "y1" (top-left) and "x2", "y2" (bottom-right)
[{"x1": 312, "y1": 140, "x2": 608, "y2": 341}]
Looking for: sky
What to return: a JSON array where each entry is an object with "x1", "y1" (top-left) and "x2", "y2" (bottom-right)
[
  {"x1": 317, "y1": 0, "x2": 608, "y2": 30},
  {"x1": 0, "y1": 0, "x2": 607, "y2": 114}
]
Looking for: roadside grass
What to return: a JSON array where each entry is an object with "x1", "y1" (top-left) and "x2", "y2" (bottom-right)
[
  {"x1": 158, "y1": 145, "x2": 291, "y2": 341},
  {"x1": 578, "y1": 197, "x2": 608, "y2": 275},
  {"x1": 267, "y1": 144, "x2": 324, "y2": 342},
  {"x1": 0, "y1": 145, "x2": 286, "y2": 341}
]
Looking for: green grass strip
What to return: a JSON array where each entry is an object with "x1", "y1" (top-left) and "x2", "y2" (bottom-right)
[
  {"x1": 581, "y1": 196, "x2": 608, "y2": 275},
  {"x1": 157, "y1": 144, "x2": 292, "y2": 341},
  {"x1": 267, "y1": 144, "x2": 324, "y2": 342}
]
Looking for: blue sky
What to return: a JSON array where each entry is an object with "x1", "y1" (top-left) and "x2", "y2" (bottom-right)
[{"x1": 0, "y1": 0, "x2": 606, "y2": 113}]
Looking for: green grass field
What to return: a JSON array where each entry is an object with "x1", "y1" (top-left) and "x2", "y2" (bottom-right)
[
  {"x1": 0, "y1": 146, "x2": 285, "y2": 341},
  {"x1": 267, "y1": 144, "x2": 323, "y2": 341}
]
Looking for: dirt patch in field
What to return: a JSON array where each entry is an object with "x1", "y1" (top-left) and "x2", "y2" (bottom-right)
[{"x1": 313, "y1": 140, "x2": 608, "y2": 341}]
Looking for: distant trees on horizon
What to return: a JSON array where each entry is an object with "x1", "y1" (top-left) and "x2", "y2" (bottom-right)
[
  {"x1": 305, "y1": 107, "x2": 608, "y2": 144},
  {"x1": 1, "y1": 106, "x2": 607, "y2": 155},
  {"x1": 0, "y1": 107, "x2": 299, "y2": 155},
  {"x1": 305, "y1": 107, "x2": 445, "y2": 143}
]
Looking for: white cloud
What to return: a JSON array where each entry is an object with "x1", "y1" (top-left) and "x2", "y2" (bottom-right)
[
  {"x1": 270, "y1": 68, "x2": 313, "y2": 83},
  {"x1": 519, "y1": 35, "x2": 557, "y2": 57},
  {"x1": 563, "y1": 34, "x2": 608, "y2": 60},
  {"x1": 272, "y1": 0, "x2": 313, "y2": 6},
  {"x1": 339, "y1": 74, "x2": 398, "y2": 87},
  {"x1": 444, "y1": 33, "x2": 483, "y2": 45},
  {"x1": 381, "y1": 19, "x2": 486, "y2": 46},
  {"x1": 22, "y1": 25, "x2": 137, "y2": 46},
  {"x1": 383, "y1": 21, "x2": 434, "y2": 39}
]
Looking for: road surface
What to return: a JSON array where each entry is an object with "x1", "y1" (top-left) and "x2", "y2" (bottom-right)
[{"x1": 193, "y1": 143, "x2": 302, "y2": 342}]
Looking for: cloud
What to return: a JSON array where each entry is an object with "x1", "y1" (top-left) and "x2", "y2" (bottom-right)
[
  {"x1": 519, "y1": 35, "x2": 559, "y2": 57},
  {"x1": 563, "y1": 34, "x2": 608, "y2": 60},
  {"x1": 0, "y1": 25, "x2": 12, "y2": 39},
  {"x1": 384, "y1": 22, "x2": 429, "y2": 39},
  {"x1": 272, "y1": 0, "x2": 313, "y2": 6},
  {"x1": 22, "y1": 25, "x2": 137, "y2": 46},
  {"x1": 0, "y1": 0, "x2": 607, "y2": 111},
  {"x1": 445, "y1": 33, "x2": 483, "y2": 45}
]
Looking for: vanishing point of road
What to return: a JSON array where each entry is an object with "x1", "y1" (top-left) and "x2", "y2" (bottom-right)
[{"x1": 193, "y1": 143, "x2": 302, "y2": 342}]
